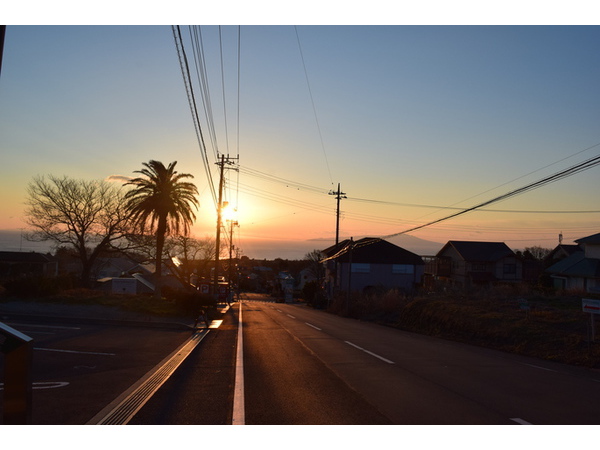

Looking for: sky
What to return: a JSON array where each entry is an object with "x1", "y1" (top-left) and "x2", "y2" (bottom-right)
[{"x1": 1, "y1": 12, "x2": 599, "y2": 259}]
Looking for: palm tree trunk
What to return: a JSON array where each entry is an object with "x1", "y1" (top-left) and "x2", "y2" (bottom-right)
[{"x1": 154, "y1": 215, "x2": 167, "y2": 298}]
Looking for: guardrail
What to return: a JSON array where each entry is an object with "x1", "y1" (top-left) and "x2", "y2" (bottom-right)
[{"x1": 1, "y1": 322, "x2": 33, "y2": 424}]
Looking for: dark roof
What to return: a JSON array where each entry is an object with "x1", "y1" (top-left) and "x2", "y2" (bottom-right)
[
  {"x1": 546, "y1": 244, "x2": 581, "y2": 261},
  {"x1": 437, "y1": 241, "x2": 515, "y2": 262},
  {"x1": 0, "y1": 251, "x2": 55, "y2": 263},
  {"x1": 576, "y1": 233, "x2": 600, "y2": 245},
  {"x1": 322, "y1": 238, "x2": 424, "y2": 265},
  {"x1": 546, "y1": 251, "x2": 600, "y2": 278}
]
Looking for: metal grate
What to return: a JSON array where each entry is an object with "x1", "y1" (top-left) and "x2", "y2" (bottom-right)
[{"x1": 91, "y1": 330, "x2": 208, "y2": 425}]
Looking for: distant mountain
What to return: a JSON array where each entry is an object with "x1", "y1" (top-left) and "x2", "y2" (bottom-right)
[
  {"x1": 386, "y1": 234, "x2": 444, "y2": 256},
  {"x1": 0, "y1": 229, "x2": 53, "y2": 253}
]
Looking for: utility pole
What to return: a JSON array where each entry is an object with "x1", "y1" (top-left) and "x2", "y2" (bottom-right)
[
  {"x1": 214, "y1": 154, "x2": 238, "y2": 301},
  {"x1": 0, "y1": 26, "x2": 6, "y2": 78},
  {"x1": 329, "y1": 183, "x2": 346, "y2": 245},
  {"x1": 228, "y1": 219, "x2": 239, "y2": 286}
]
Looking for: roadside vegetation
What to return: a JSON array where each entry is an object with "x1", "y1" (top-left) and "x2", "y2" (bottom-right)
[
  {"x1": 0, "y1": 282, "x2": 215, "y2": 319},
  {"x1": 327, "y1": 285, "x2": 600, "y2": 369}
]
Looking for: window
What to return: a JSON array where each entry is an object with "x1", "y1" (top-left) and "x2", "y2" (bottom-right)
[
  {"x1": 503, "y1": 264, "x2": 516, "y2": 274},
  {"x1": 392, "y1": 264, "x2": 414, "y2": 274},
  {"x1": 472, "y1": 263, "x2": 487, "y2": 272},
  {"x1": 351, "y1": 263, "x2": 370, "y2": 273}
]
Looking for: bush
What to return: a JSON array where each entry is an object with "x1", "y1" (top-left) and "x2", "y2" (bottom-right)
[
  {"x1": 302, "y1": 281, "x2": 327, "y2": 309},
  {"x1": 3, "y1": 275, "x2": 75, "y2": 298},
  {"x1": 162, "y1": 285, "x2": 216, "y2": 316}
]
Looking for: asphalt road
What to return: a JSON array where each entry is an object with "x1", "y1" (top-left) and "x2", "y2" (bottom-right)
[
  {"x1": 4, "y1": 297, "x2": 600, "y2": 425},
  {"x1": 0, "y1": 318, "x2": 192, "y2": 424},
  {"x1": 251, "y1": 300, "x2": 600, "y2": 425}
]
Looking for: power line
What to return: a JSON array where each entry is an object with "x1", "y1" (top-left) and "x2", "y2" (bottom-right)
[
  {"x1": 346, "y1": 196, "x2": 600, "y2": 214},
  {"x1": 415, "y1": 141, "x2": 600, "y2": 221},
  {"x1": 381, "y1": 153, "x2": 600, "y2": 240},
  {"x1": 294, "y1": 25, "x2": 333, "y2": 186},
  {"x1": 321, "y1": 153, "x2": 600, "y2": 262},
  {"x1": 172, "y1": 25, "x2": 217, "y2": 209}
]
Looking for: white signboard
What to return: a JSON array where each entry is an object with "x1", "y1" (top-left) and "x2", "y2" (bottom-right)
[{"x1": 582, "y1": 298, "x2": 600, "y2": 314}]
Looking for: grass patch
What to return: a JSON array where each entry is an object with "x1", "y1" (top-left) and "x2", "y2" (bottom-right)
[
  {"x1": 330, "y1": 287, "x2": 600, "y2": 368},
  {"x1": 0, "y1": 288, "x2": 212, "y2": 318}
]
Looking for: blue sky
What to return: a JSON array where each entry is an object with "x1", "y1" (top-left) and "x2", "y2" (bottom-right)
[{"x1": 1, "y1": 22, "x2": 599, "y2": 258}]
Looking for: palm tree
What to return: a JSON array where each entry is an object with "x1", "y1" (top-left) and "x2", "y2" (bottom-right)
[{"x1": 124, "y1": 160, "x2": 199, "y2": 297}]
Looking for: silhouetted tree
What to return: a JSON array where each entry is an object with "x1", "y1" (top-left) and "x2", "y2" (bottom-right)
[
  {"x1": 524, "y1": 246, "x2": 552, "y2": 260},
  {"x1": 304, "y1": 249, "x2": 325, "y2": 281},
  {"x1": 24, "y1": 175, "x2": 132, "y2": 287},
  {"x1": 124, "y1": 160, "x2": 199, "y2": 297}
]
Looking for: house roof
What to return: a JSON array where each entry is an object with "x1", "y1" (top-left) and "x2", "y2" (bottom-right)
[
  {"x1": 546, "y1": 251, "x2": 600, "y2": 278},
  {"x1": 0, "y1": 251, "x2": 55, "y2": 263},
  {"x1": 576, "y1": 233, "x2": 600, "y2": 245},
  {"x1": 437, "y1": 241, "x2": 515, "y2": 262},
  {"x1": 545, "y1": 244, "x2": 581, "y2": 263},
  {"x1": 322, "y1": 238, "x2": 424, "y2": 265}
]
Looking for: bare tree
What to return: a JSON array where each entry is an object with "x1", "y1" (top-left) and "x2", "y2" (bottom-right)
[
  {"x1": 24, "y1": 175, "x2": 132, "y2": 287},
  {"x1": 165, "y1": 235, "x2": 215, "y2": 286},
  {"x1": 524, "y1": 246, "x2": 553, "y2": 260},
  {"x1": 304, "y1": 249, "x2": 325, "y2": 281}
]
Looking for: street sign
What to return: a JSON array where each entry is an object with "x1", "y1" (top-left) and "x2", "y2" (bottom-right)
[{"x1": 582, "y1": 298, "x2": 600, "y2": 314}]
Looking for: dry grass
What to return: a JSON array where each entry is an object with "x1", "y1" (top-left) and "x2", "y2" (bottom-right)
[{"x1": 330, "y1": 286, "x2": 600, "y2": 368}]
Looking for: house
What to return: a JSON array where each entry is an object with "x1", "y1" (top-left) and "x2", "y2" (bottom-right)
[
  {"x1": 545, "y1": 244, "x2": 582, "y2": 265},
  {"x1": 321, "y1": 238, "x2": 424, "y2": 294},
  {"x1": 298, "y1": 267, "x2": 318, "y2": 291},
  {"x1": 433, "y1": 241, "x2": 522, "y2": 287},
  {"x1": 546, "y1": 233, "x2": 600, "y2": 293},
  {"x1": 0, "y1": 251, "x2": 58, "y2": 281}
]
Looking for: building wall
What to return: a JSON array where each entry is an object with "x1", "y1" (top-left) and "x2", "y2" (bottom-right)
[
  {"x1": 337, "y1": 262, "x2": 423, "y2": 292},
  {"x1": 584, "y1": 244, "x2": 600, "y2": 259}
]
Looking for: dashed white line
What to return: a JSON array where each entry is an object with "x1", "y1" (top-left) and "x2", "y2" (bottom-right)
[
  {"x1": 35, "y1": 348, "x2": 116, "y2": 356},
  {"x1": 0, "y1": 382, "x2": 69, "y2": 391},
  {"x1": 287, "y1": 314, "x2": 296, "y2": 319},
  {"x1": 522, "y1": 363, "x2": 558, "y2": 373},
  {"x1": 305, "y1": 322, "x2": 322, "y2": 331},
  {"x1": 510, "y1": 418, "x2": 533, "y2": 425},
  {"x1": 345, "y1": 341, "x2": 395, "y2": 364}
]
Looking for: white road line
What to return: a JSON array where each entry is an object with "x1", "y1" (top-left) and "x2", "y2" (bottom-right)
[
  {"x1": 305, "y1": 322, "x2": 322, "y2": 331},
  {"x1": 275, "y1": 309, "x2": 282, "y2": 312},
  {"x1": 522, "y1": 363, "x2": 558, "y2": 373},
  {"x1": 7, "y1": 323, "x2": 81, "y2": 330},
  {"x1": 345, "y1": 341, "x2": 395, "y2": 364},
  {"x1": 510, "y1": 418, "x2": 533, "y2": 425},
  {"x1": 287, "y1": 314, "x2": 296, "y2": 319},
  {"x1": 232, "y1": 302, "x2": 245, "y2": 425},
  {"x1": 35, "y1": 347, "x2": 116, "y2": 356},
  {"x1": 20, "y1": 330, "x2": 56, "y2": 335},
  {"x1": 0, "y1": 382, "x2": 69, "y2": 391}
]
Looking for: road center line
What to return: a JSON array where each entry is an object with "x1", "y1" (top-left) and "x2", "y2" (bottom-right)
[
  {"x1": 305, "y1": 322, "x2": 322, "y2": 331},
  {"x1": 35, "y1": 347, "x2": 116, "y2": 356},
  {"x1": 522, "y1": 363, "x2": 558, "y2": 373},
  {"x1": 232, "y1": 302, "x2": 245, "y2": 425},
  {"x1": 345, "y1": 341, "x2": 395, "y2": 364},
  {"x1": 287, "y1": 314, "x2": 296, "y2": 319},
  {"x1": 510, "y1": 418, "x2": 533, "y2": 425}
]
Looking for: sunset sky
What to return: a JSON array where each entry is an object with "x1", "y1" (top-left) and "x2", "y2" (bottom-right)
[{"x1": 1, "y1": 15, "x2": 599, "y2": 258}]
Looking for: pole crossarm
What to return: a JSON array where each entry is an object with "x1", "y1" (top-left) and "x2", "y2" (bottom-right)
[{"x1": 329, "y1": 183, "x2": 347, "y2": 245}]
